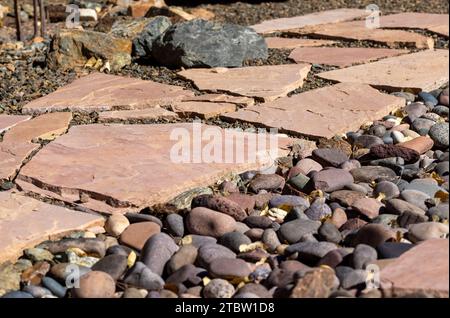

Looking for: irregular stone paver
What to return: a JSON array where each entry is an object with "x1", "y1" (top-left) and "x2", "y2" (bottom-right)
[
  {"x1": 17, "y1": 124, "x2": 294, "y2": 214},
  {"x1": 0, "y1": 113, "x2": 72, "y2": 182},
  {"x1": 0, "y1": 115, "x2": 31, "y2": 134},
  {"x1": 2, "y1": 112, "x2": 72, "y2": 143},
  {"x1": 171, "y1": 102, "x2": 236, "y2": 119},
  {"x1": 182, "y1": 94, "x2": 255, "y2": 106},
  {"x1": 0, "y1": 191, "x2": 104, "y2": 263},
  {"x1": 318, "y1": 49, "x2": 449, "y2": 93},
  {"x1": 380, "y1": 13, "x2": 449, "y2": 37},
  {"x1": 222, "y1": 83, "x2": 405, "y2": 139},
  {"x1": 178, "y1": 64, "x2": 311, "y2": 102},
  {"x1": 22, "y1": 73, "x2": 194, "y2": 114},
  {"x1": 381, "y1": 239, "x2": 449, "y2": 298},
  {"x1": 289, "y1": 47, "x2": 408, "y2": 68},
  {"x1": 98, "y1": 108, "x2": 178, "y2": 122},
  {"x1": 300, "y1": 20, "x2": 434, "y2": 49},
  {"x1": 251, "y1": 8, "x2": 368, "y2": 34},
  {"x1": 265, "y1": 37, "x2": 336, "y2": 49}
]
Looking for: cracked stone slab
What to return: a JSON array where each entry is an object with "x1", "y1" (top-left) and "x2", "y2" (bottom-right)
[
  {"x1": 251, "y1": 8, "x2": 368, "y2": 34},
  {"x1": 0, "y1": 115, "x2": 31, "y2": 134},
  {"x1": 318, "y1": 49, "x2": 449, "y2": 93},
  {"x1": 289, "y1": 47, "x2": 408, "y2": 68},
  {"x1": 0, "y1": 113, "x2": 72, "y2": 182},
  {"x1": 17, "y1": 124, "x2": 294, "y2": 214},
  {"x1": 221, "y1": 82, "x2": 405, "y2": 139},
  {"x1": 380, "y1": 239, "x2": 449, "y2": 298},
  {"x1": 171, "y1": 102, "x2": 236, "y2": 119},
  {"x1": 21, "y1": 73, "x2": 195, "y2": 114},
  {"x1": 0, "y1": 191, "x2": 105, "y2": 263},
  {"x1": 98, "y1": 108, "x2": 179, "y2": 122},
  {"x1": 298, "y1": 20, "x2": 434, "y2": 49},
  {"x1": 264, "y1": 37, "x2": 336, "y2": 49},
  {"x1": 178, "y1": 64, "x2": 311, "y2": 102},
  {"x1": 380, "y1": 13, "x2": 449, "y2": 37},
  {"x1": 182, "y1": 94, "x2": 255, "y2": 106}
]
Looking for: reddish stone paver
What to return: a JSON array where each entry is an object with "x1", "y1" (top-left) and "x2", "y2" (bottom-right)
[
  {"x1": 0, "y1": 191, "x2": 104, "y2": 263},
  {"x1": 182, "y1": 94, "x2": 255, "y2": 106},
  {"x1": 178, "y1": 64, "x2": 311, "y2": 102},
  {"x1": 98, "y1": 108, "x2": 179, "y2": 122},
  {"x1": 299, "y1": 20, "x2": 434, "y2": 49},
  {"x1": 17, "y1": 124, "x2": 294, "y2": 214},
  {"x1": 171, "y1": 102, "x2": 236, "y2": 119},
  {"x1": 265, "y1": 37, "x2": 336, "y2": 49},
  {"x1": 221, "y1": 83, "x2": 405, "y2": 139},
  {"x1": 251, "y1": 8, "x2": 368, "y2": 34},
  {"x1": 0, "y1": 115, "x2": 31, "y2": 134},
  {"x1": 21, "y1": 73, "x2": 194, "y2": 114},
  {"x1": 381, "y1": 239, "x2": 449, "y2": 298},
  {"x1": 0, "y1": 113, "x2": 72, "y2": 182},
  {"x1": 318, "y1": 49, "x2": 449, "y2": 93},
  {"x1": 289, "y1": 47, "x2": 408, "y2": 68},
  {"x1": 380, "y1": 13, "x2": 449, "y2": 37}
]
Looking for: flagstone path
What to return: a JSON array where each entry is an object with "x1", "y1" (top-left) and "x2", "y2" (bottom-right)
[
  {"x1": 289, "y1": 47, "x2": 408, "y2": 68},
  {"x1": 318, "y1": 49, "x2": 449, "y2": 93},
  {"x1": 222, "y1": 83, "x2": 406, "y2": 139},
  {"x1": 264, "y1": 37, "x2": 336, "y2": 49},
  {"x1": 380, "y1": 13, "x2": 449, "y2": 37}
]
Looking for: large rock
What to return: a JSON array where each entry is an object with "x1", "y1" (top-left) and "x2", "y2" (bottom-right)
[
  {"x1": 0, "y1": 192, "x2": 104, "y2": 263},
  {"x1": 132, "y1": 16, "x2": 172, "y2": 58},
  {"x1": 381, "y1": 239, "x2": 449, "y2": 297},
  {"x1": 152, "y1": 19, "x2": 268, "y2": 68},
  {"x1": 48, "y1": 30, "x2": 132, "y2": 71}
]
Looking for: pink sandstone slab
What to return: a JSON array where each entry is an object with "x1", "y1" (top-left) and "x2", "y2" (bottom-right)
[
  {"x1": 171, "y1": 102, "x2": 236, "y2": 119},
  {"x1": 0, "y1": 115, "x2": 31, "y2": 134},
  {"x1": 264, "y1": 37, "x2": 336, "y2": 49},
  {"x1": 178, "y1": 64, "x2": 311, "y2": 102},
  {"x1": 299, "y1": 20, "x2": 434, "y2": 49},
  {"x1": 0, "y1": 191, "x2": 105, "y2": 263},
  {"x1": 21, "y1": 72, "x2": 195, "y2": 114},
  {"x1": 98, "y1": 108, "x2": 179, "y2": 122},
  {"x1": 251, "y1": 8, "x2": 369, "y2": 34},
  {"x1": 380, "y1": 13, "x2": 449, "y2": 37},
  {"x1": 381, "y1": 239, "x2": 449, "y2": 298},
  {"x1": 318, "y1": 49, "x2": 449, "y2": 93},
  {"x1": 221, "y1": 82, "x2": 405, "y2": 139},
  {"x1": 289, "y1": 47, "x2": 408, "y2": 68},
  {"x1": 17, "y1": 123, "x2": 294, "y2": 215},
  {"x1": 182, "y1": 94, "x2": 255, "y2": 106},
  {"x1": 0, "y1": 113, "x2": 72, "y2": 182}
]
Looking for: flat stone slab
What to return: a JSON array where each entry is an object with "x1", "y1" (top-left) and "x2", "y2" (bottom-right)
[
  {"x1": 300, "y1": 20, "x2": 434, "y2": 49},
  {"x1": 98, "y1": 108, "x2": 179, "y2": 123},
  {"x1": 0, "y1": 113, "x2": 72, "y2": 182},
  {"x1": 380, "y1": 13, "x2": 449, "y2": 37},
  {"x1": 178, "y1": 64, "x2": 311, "y2": 102},
  {"x1": 182, "y1": 94, "x2": 255, "y2": 106},
  {"x1": 318, "y1": 49, "x2": 449, "y2": 93},
  {"x1": 251, "y1": 8, "x2": 368, "y2": 34},
  {"x1": 0, "y1": 191, "x2": 104, "y2": 263},
  {"x1": 17, "y1": 124, "x2": 294, "y2": 214},
  {"x1": 171, "y1": 102, "x2": 236, "y2": 119},
  {"x1": 0, "y1": 115, "x2": 31, "y2": 134},
  {"x1": 222, "y1": 82, "x2": 405, "y2": 139},
  {"x1": 381, "y1": 239, "x2": 449, "y2": 298},
  {"x1": 21, "y1": 73, "x2": 194, "y2": 114},
  {"x1": 289, "y1": 47, "x2": 408, "y2": 68},
  {"x1": 265, "y1": 37, "x2": 336, "y2": 49}
]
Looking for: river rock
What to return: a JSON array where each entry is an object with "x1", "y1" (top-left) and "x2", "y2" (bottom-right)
[
  {"x1": 141, "y1": 233, "x2": 179, "y2": 276},
  {"x1": 186, "y1": 207, "x2": 237, "y2": 237},
  {"x1": 120, "y1": 222, "x2": 161, "y2": 250},
  {"x1": 352, "y1": 224, "x2": 396, "y2": 248},
  {"x1": 72, "y1": 271, "x2": 116, "y2": 298},
  {"x1": 203, "y1": 279, "x2": 235, "y2": 298},
  {"x1": 370, "y1": 144, "x2": 420, "y2": 163},
  {"x1": 105, "y1": 213, "x2": 130, "y2": 237},
  {"x1": 279, "y1": 219, "x2": 321, "y2": 244},
  {"x1": 197, "y1": 244, "x2": 236, "y2": 268},
  {"x1": 167, "y1": 245, "x2": 198, "y2": 274},
  {"x1": 209, "y1": 258, "x2": 252, "y2": 279},
  {"x1": 312, "y1": 148, "x2": 349, "y2": 167},
  {"x1": 407, "y1": 222, "x2": 449, "y2": 243},
  {"x1": 91, "y1": 254, "x2": 128, "y2": 281},
  {"x1": 249, "y1": 174, "x2": 285, "y2": 193},
  {"x1": 219, "y1": 232, "x2": 251, "y2": 253},
  {"x1": 165, "y1": 214, "x2": 185, "y2": 237},
  {"x1": 311, "y1": 168, "x2": 354, "y2": 192},
  {"x1": 191, "y1": 195, "x2": 247, "y2": 221},
  {"x1": 429, "y1": 123, "x2": 449, "y2": 148},
  {"x1": 350, "y1": 166, "x2": 397, "y2": 183},
  {"x1": 374, "y1": 181, "x2": 400, "y2": 200},
  {"x1": 123, "y1": 262, "x2": 165, "y2": 291},
  {"x1": 305, "y1": 198, "x2": 332, "y2": 221}
]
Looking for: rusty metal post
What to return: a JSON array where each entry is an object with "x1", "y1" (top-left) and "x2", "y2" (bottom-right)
[
  {"x1": 33, "y1": 0, "x2": 39, "y2": 38},
  {"x1": 14, "y1": 0, "x2": 23, "y2": 41}
]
